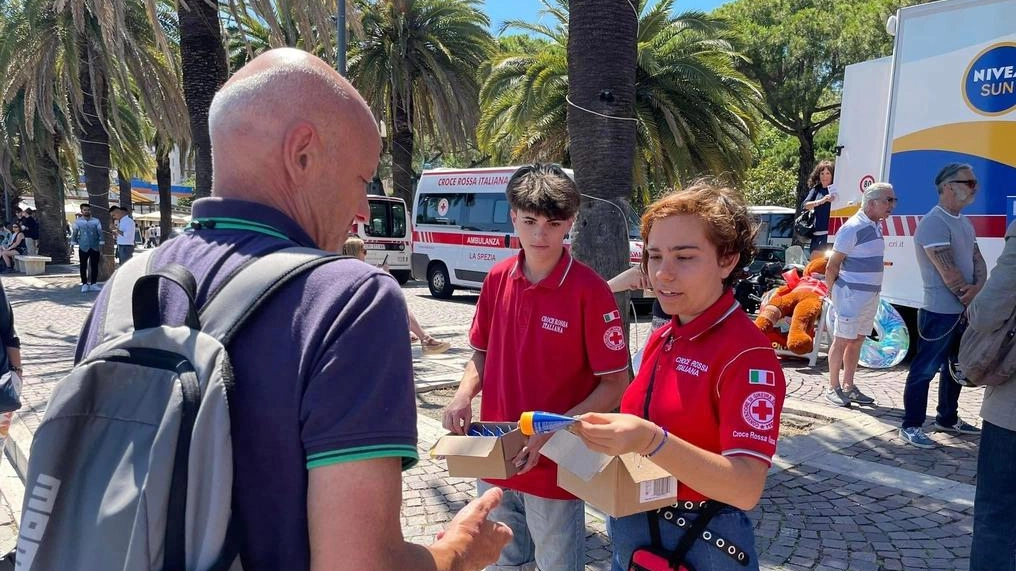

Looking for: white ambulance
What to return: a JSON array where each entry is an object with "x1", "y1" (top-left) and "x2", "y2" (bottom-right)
[
  {"x1": 411, "y1": 166, "x2": 643, "y2": 298},
  {"x1": 349, "y1": 194, "x2": 413, "y2": 284},
  {"x1": 832, "y1": 0, "x2": 1015, "y2": 342}
]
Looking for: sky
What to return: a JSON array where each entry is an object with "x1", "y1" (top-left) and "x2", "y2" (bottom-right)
[{"x1": 481, "y1": 0, "x2": 732, "y2": 34}]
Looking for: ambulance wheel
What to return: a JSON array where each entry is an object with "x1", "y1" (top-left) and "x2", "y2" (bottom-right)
[
  {"x1": 427, "y1": 263, "x2": 454, "y2": 299},
  {"x1": 392, "y1": 270, "x2": 412, "y2": 285}
]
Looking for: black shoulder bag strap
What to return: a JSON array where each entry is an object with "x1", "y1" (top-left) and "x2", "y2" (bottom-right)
[{"x1": 642, "y1": 334, "x2": 726, "y2": 568}]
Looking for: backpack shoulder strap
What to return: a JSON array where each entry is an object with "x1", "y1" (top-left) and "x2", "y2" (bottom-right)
[
  {"x1": 96, "y1": 251, "x2": 155, "y2": 342},
  {"x1": 199, "y1": 247, "x2": 347, "y2": 346}
]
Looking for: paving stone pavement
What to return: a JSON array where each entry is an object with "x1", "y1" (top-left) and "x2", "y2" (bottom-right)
[{"x1": 0, "y1": 273, "x2": 986, "y2": 570}]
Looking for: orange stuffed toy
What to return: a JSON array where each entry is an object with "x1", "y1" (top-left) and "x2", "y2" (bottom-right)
[{"x1": 755, "y1": 257, "x2": 829, "y2": 355}]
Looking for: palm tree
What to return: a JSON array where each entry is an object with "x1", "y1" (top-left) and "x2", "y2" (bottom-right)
[
  {"x1": 0, "y1": 92, "x2": 76, "y2": 263},
  {"x1": 0, "y1": 0, "x2": 189, "y2": 277},
  {"x1": 567, "y1": 0, "x2": 638, "y2": 305},
  {"x1": 350, "y1": 0, "x2": 493, "y2": 208},
  {"x1": 178, "y1": 0, "x2": 228, "y2": 200},
  {"x1": 478, "y1": 0, "x2": 759, "y2": 197}
]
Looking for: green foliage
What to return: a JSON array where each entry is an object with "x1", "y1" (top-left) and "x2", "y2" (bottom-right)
[
  {"x1": 478, "y1": 0, "x2": 759, "y2": 197},
  {"x1": 718, "y1": 0, "x2": 929, "y2": 192},
  {"x1": 741, "y1": 121, "x2": 839, "y2": 207},
  {"x1": 350, "y1": 0, "x2": 494, "y2": 157}
]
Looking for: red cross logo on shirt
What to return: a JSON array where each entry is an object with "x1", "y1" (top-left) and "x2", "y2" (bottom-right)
[
  {"x1": 609, "y1": 330, "x2": 624, "y2": 346},
  {"x1": 751, "y1": 400, "x2": 774, "y2": 422},
  {"x1": 603, "y1": 325, "x2": 625, "y2": 351},
  {"x1": 741, "y1": 391, "x2": 777, "y2": 431}
]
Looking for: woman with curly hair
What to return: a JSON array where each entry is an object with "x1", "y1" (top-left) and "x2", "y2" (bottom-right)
[
  {"x1": 802, "y1": 160, "x2": 836, "y2": 255},
  {"x1": 573, "y1": 182, "x2": 787, "y2": 571}
]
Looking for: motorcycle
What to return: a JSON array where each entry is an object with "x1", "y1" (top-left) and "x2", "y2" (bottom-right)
[{"x1": 733, "y1": 261, "x2": 786, "y2": 315}]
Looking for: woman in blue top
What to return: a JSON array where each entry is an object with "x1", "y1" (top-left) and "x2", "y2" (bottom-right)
[{"x1": 802, "y1": 160, "x2": 835, "y2": 255}]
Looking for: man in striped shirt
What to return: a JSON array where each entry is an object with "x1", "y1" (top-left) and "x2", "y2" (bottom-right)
[{"x1": 824, "y1": 182, "x2": 896, "y2": 407}]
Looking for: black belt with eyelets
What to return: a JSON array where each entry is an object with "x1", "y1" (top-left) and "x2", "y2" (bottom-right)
[{"x1": 656, "y1": 503, "x2": 751, "y2": 566}]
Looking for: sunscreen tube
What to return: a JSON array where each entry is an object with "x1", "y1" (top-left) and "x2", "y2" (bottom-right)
[{"x1": 519, "y1": 411, "x2": 577, "y2": 436}]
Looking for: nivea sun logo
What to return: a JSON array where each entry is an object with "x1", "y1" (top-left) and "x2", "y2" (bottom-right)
[{"x1": 964, "y1": 43, "x2": 1016, "y2": 116}]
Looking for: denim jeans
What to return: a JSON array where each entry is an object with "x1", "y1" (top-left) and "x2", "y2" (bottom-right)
[
  {"x1": 902, "y1": 309, "x2": 965, "y2": 429},
  {"x1": 971, "y1": 421, "x2": 1016, "y2": 571},
  {"x1": 116, "y1": 244, "x2": 135, "y2": 265},
  {"x1": 476, "y1": 480, "x2": 585, "y2": 571},
  {"x1": 809, "y1": 233, "x2": 829, "y2": 255},
  {"x1": 608, "y1": 506, "x2": 759, "y2": 571}
]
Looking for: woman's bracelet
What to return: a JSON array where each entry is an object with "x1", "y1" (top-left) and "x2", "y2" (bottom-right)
[{"x1": 645, "y1": 427, "x2": 668, "y2": 458}]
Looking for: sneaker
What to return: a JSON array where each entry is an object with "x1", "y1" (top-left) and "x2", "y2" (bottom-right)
[
  {"x1": 825, "y1": 387, "x2": 850, "y2": 407},
  {"x1": 81, "y1": 284, "x2": 90, "y2": 293},
  {"x1": 933, "y1": 419, "x2": 981, "y2": 435},
  {"x1": 947, "y1": 358, "x2": 976, "y2": 387},
  {"x1": 843, "y1": 385, "x2": 876, "y2": 405},
  {"x1": 89, "y1": 284, "x2": 101, "y2": 291},
  {"x1": 899, "y1": 426, "x2": 936, "y2": 449}
]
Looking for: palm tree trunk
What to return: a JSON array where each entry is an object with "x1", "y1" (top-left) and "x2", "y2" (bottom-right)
[
  {"x1": 179, "y1": 0, "x2": 228, "y2": 199},
  {"x1": 77, "y1": 36, "x2": 116, "y2": 280},
  {"x1": 118, "y1": 173, "x2": 132, "y2": 210},
  {"x1": 566, "y1": 0, "x2": 638, "y2": 325},
  {"x1": 34, "y1": 140, "x2": 70, "y2": 264},
  {"x1": 156, "y1": 145, "x2": 173, "y2": 244},
  {"x1": 390, "y1": 92, "x2": 414, "y2": 208}
]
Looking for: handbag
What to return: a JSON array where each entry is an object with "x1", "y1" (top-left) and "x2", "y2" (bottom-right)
[
  {"x1": 0, "y1": 370, "x2": 21, "y2": 414},
  {"x1": 628, "y1": 501, "x2": 724, "y2": 571},
  {"x1": 794, "y1": 209, "x2": 815, "y2": 238}
]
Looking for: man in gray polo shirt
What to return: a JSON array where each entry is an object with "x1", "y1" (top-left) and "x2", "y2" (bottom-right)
[
  {"x1": 899, "y1": 163, "x2": 986, "y2": 448},
  {"x1": 824, "y1": 182, "x2": 896, "y2": 407}
]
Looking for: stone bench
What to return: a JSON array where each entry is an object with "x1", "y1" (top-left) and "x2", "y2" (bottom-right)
[{"x1": 14, "y1": 255, "x2": 52, "y2": 276}]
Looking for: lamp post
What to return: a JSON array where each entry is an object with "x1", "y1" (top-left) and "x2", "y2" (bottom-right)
[{"x1": 336, "y1": 0, "x2": 347, "y2": 77}]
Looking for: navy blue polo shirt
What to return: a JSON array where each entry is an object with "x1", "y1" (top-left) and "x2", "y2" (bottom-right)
[{"x1": 76, "y1": 197, "x2": 419, "y2": 570}]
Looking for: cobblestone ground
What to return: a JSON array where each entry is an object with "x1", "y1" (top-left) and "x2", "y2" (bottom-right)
[{"x1": 1, "y1": 272, "x2": 984, "y2": 570}]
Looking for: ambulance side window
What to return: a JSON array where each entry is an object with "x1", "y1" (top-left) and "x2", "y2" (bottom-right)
[
  {"x1": 417, "y1": 194, "x2": 465, "y2": 226},
  {"x1": 462, "y1": 194, "x2": 513, "y2": 233},
  {"x1": 493, "y1": 200, "x2": 511, "y2": 232}
]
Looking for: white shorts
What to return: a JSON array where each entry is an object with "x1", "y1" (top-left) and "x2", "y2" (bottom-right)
[{"x1": 831, "y1": 284, "x2": 879, "y2": 340}]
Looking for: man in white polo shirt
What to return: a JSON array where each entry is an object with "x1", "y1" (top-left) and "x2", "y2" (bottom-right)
[
  {"x1": 824, "y1": 182, "x2": 896, "y2": 407},
  {"x1": 109, "y1": 206, "x2": 136, "y2": 265}
]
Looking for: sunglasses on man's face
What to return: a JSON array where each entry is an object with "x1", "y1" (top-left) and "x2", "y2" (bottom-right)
[{"x1": 949, "y1": 179, "x2": 978, "y2": 190}]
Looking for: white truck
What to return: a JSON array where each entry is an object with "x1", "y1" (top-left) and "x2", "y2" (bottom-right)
[{"x1": 832, "y1": 0, "x2": 1015, "y2": 347}]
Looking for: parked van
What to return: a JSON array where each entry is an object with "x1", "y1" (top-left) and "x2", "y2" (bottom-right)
[
  {"x1": 412, "y1": 166, "x2": 641, "y2": 298},
  {"x1": 749, "y1": 206, "x2": 794, "y2": 248},
  {"x1": 350, "y1": 195, "x2": 413, "y2": 284}
]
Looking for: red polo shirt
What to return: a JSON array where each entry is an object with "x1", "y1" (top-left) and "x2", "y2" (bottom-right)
[
  {"x1": 470, "y1": 249, "x2": 630, "y2": 499},
  {"x1": 620, "y1": 290, "x2": 786, "y2": 502}
]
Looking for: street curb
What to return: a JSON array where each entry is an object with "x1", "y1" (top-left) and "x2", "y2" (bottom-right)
[
  {"x1": 0, "y1": 443, "x2": 24, "y2": 528},
  {"x1": 4, "y1": 414, "x2": 31, "y2": 484}
]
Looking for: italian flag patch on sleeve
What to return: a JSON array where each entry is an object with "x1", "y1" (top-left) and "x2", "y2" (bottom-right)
[
  {"x1": 603, "y1": 310, "x2": 621, "y2": 323},
  {"x1": 748, "y1": 369, "x2": 775, "y2": 386}
]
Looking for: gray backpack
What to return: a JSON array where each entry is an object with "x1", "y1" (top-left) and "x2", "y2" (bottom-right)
[{"x1": 15, "y1": 247, "x2": 339, "y2": 570}]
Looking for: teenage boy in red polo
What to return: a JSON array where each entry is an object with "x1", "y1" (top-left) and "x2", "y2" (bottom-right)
[{"x1": 443, "y1": 163, "x2": 630, "y2": 571}]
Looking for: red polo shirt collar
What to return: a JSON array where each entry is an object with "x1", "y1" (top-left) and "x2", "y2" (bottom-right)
[
  {"x1": 669, "y1": 290, "x2": 741, "y2": 340},
  {"x1": 509, "y1": 248, "x2": 574, "y2": 289}
]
